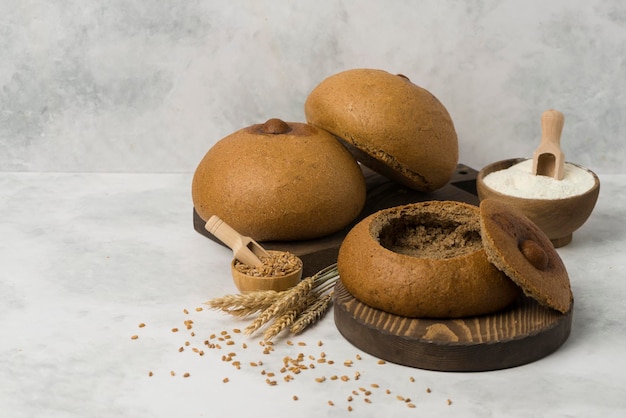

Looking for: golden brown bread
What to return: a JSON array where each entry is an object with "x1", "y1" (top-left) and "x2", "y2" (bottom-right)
[
  {"x1": 337, "y1": 201, "x2": 521, "y2": 318},
  {"x1": 305, "y1": 69, "x2": 459, "y2": 192},
  {"x1": 479, "y1": 199, "x2": 572, "y2": 313},
  {"x1": 192, "y1": 119, "x2": 366, "y2": 242}
]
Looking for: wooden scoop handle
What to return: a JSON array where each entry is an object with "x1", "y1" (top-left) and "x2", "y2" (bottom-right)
[
  {"x1": 205, "y1": 215, "x2": 269, "y2": 267},
  {"x1": 533, "y1": 109, "x2": 565, "y2": 180}
]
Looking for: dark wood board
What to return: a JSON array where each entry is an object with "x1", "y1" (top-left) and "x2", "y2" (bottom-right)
[
  {"x1": 193, "y1": 164, "x2": 479, "y2": 276},
  {"x1": 334, "y1": 281, "x2": 573, "y2": 372}
]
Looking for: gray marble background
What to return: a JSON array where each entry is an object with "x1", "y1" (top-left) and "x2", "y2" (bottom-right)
[{"x1": 1, "y1": 0, "x2": 624, "y2": 174}]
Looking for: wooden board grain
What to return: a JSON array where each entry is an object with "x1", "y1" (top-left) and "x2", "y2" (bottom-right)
[
  {"x1": 333, "y1": 281, "x2": 573, "y2": 372},
  {"x1": 193, "y1": 164, "x2": 480, "y2": 276}
]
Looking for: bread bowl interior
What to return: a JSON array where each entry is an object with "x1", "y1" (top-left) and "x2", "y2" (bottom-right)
[{"x1": 374, "y1": 206, "x2": 482, "y2": 260}]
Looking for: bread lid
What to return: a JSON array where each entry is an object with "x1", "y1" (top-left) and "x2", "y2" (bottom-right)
[{"x1": 479, "y1": 198, "x2": 572, "y2": 313}]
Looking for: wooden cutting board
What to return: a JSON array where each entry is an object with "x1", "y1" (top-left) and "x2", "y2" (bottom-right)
[
  {"x1": 334, "y1": 281, "x2": 572, "y2": 372},
  {"x1": 193, "y1": 164, "x2": 480, "y2": 276}
]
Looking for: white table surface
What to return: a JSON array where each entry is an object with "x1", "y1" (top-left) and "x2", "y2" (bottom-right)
[{"x1": 1, "y1": 172, "x2": 625, "y2": 418}]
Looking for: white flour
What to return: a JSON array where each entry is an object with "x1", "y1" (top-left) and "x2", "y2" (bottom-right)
[{"x1": 483, "y1": 159, "x2": 596, "y2": 199}]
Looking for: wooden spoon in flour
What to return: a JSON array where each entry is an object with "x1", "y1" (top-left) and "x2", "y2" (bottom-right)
[{"x1": 532, "y1": 109, "x2": 565, "y2": 180}]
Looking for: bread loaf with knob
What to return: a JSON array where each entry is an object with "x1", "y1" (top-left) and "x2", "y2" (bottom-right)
[{"x1": 192, "y1": 118, "x2": 367, "y2": 241}]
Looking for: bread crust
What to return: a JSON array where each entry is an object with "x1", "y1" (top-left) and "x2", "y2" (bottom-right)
[
  {"x1": 305, "y1": 69, "x2": 458, "y2": 192},
  {"x1": 479, "y1": 199, "x2": 572, "y2": 313},
  {"x1": 192, "y1": 121, "x2": 366, "y2": 241},
  {"x1": 337, "y1": 201, "x2": 520, "y2": 318}
]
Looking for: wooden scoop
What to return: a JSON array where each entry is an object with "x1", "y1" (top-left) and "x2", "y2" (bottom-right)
[
  {"x1": 532, "y1": 109, "x2": 565, "y2": 180},
  {"x1": 205, "y1": 215, "x2": 270, "y2": 267}
]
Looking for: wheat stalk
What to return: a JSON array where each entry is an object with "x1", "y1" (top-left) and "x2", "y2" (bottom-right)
[
  {"x1": 290, "y1": 291, "x2": 334, "y2": 335},
  {"x1": 263, "y1": 293, "x2": 318, "y2": 341},
  {"x1": 205, "y1": 290, "x2": 280, "y2": 317},
  {"x1": 263, "y1": 309, "x2": 299, "y2": 341},
  {"x1": 205, "y1": 290, "x2": 280, "y2": 310},
  {"x1": 206, "y1": 264, "x2": 339, "y2": 340},
  {"x1": 244, "y1": 277, "x2": 314, "y2": 335}
]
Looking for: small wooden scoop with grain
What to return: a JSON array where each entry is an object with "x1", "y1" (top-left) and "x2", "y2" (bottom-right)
[
  {"x1": 532, "y1": 109, "x2": 565, "y2": 180},
  {"x1": 205, "y1": 215, "x2": 269, "y2": 267}
]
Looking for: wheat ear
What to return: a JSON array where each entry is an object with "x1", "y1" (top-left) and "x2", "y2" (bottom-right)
[
  {"x1": 263, "y1": 293, "x2": 318, "y2": 341},
  {"x1": 290, "y1": 291, "x2": 334, "y2": 334},
  {"x1": 205, "y1": 290, "x2": 280, "y2": 317},
  {"x1": 244, "y1": 277, "x2": 314, "y2": 336}
]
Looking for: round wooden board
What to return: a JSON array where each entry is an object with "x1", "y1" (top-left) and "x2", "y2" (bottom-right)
[{"x1": 334, "y1": 281, "x2": 572, "y2": 372}]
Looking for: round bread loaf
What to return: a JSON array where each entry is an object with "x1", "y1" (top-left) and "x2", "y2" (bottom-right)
[
  {"x1": 337, "y1": 201, "x2": 520, "y2": 318},
  {"x1": 305, "y1": 69, "x2": 459, "y2": 192},
  {"x1": 192, "y1": 118, "x2": 366, "y2": 242}
]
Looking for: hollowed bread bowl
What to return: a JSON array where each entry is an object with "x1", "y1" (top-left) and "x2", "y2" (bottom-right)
[{"x1": 337, "y1": 199, "x2": 572, "y2": 318}]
